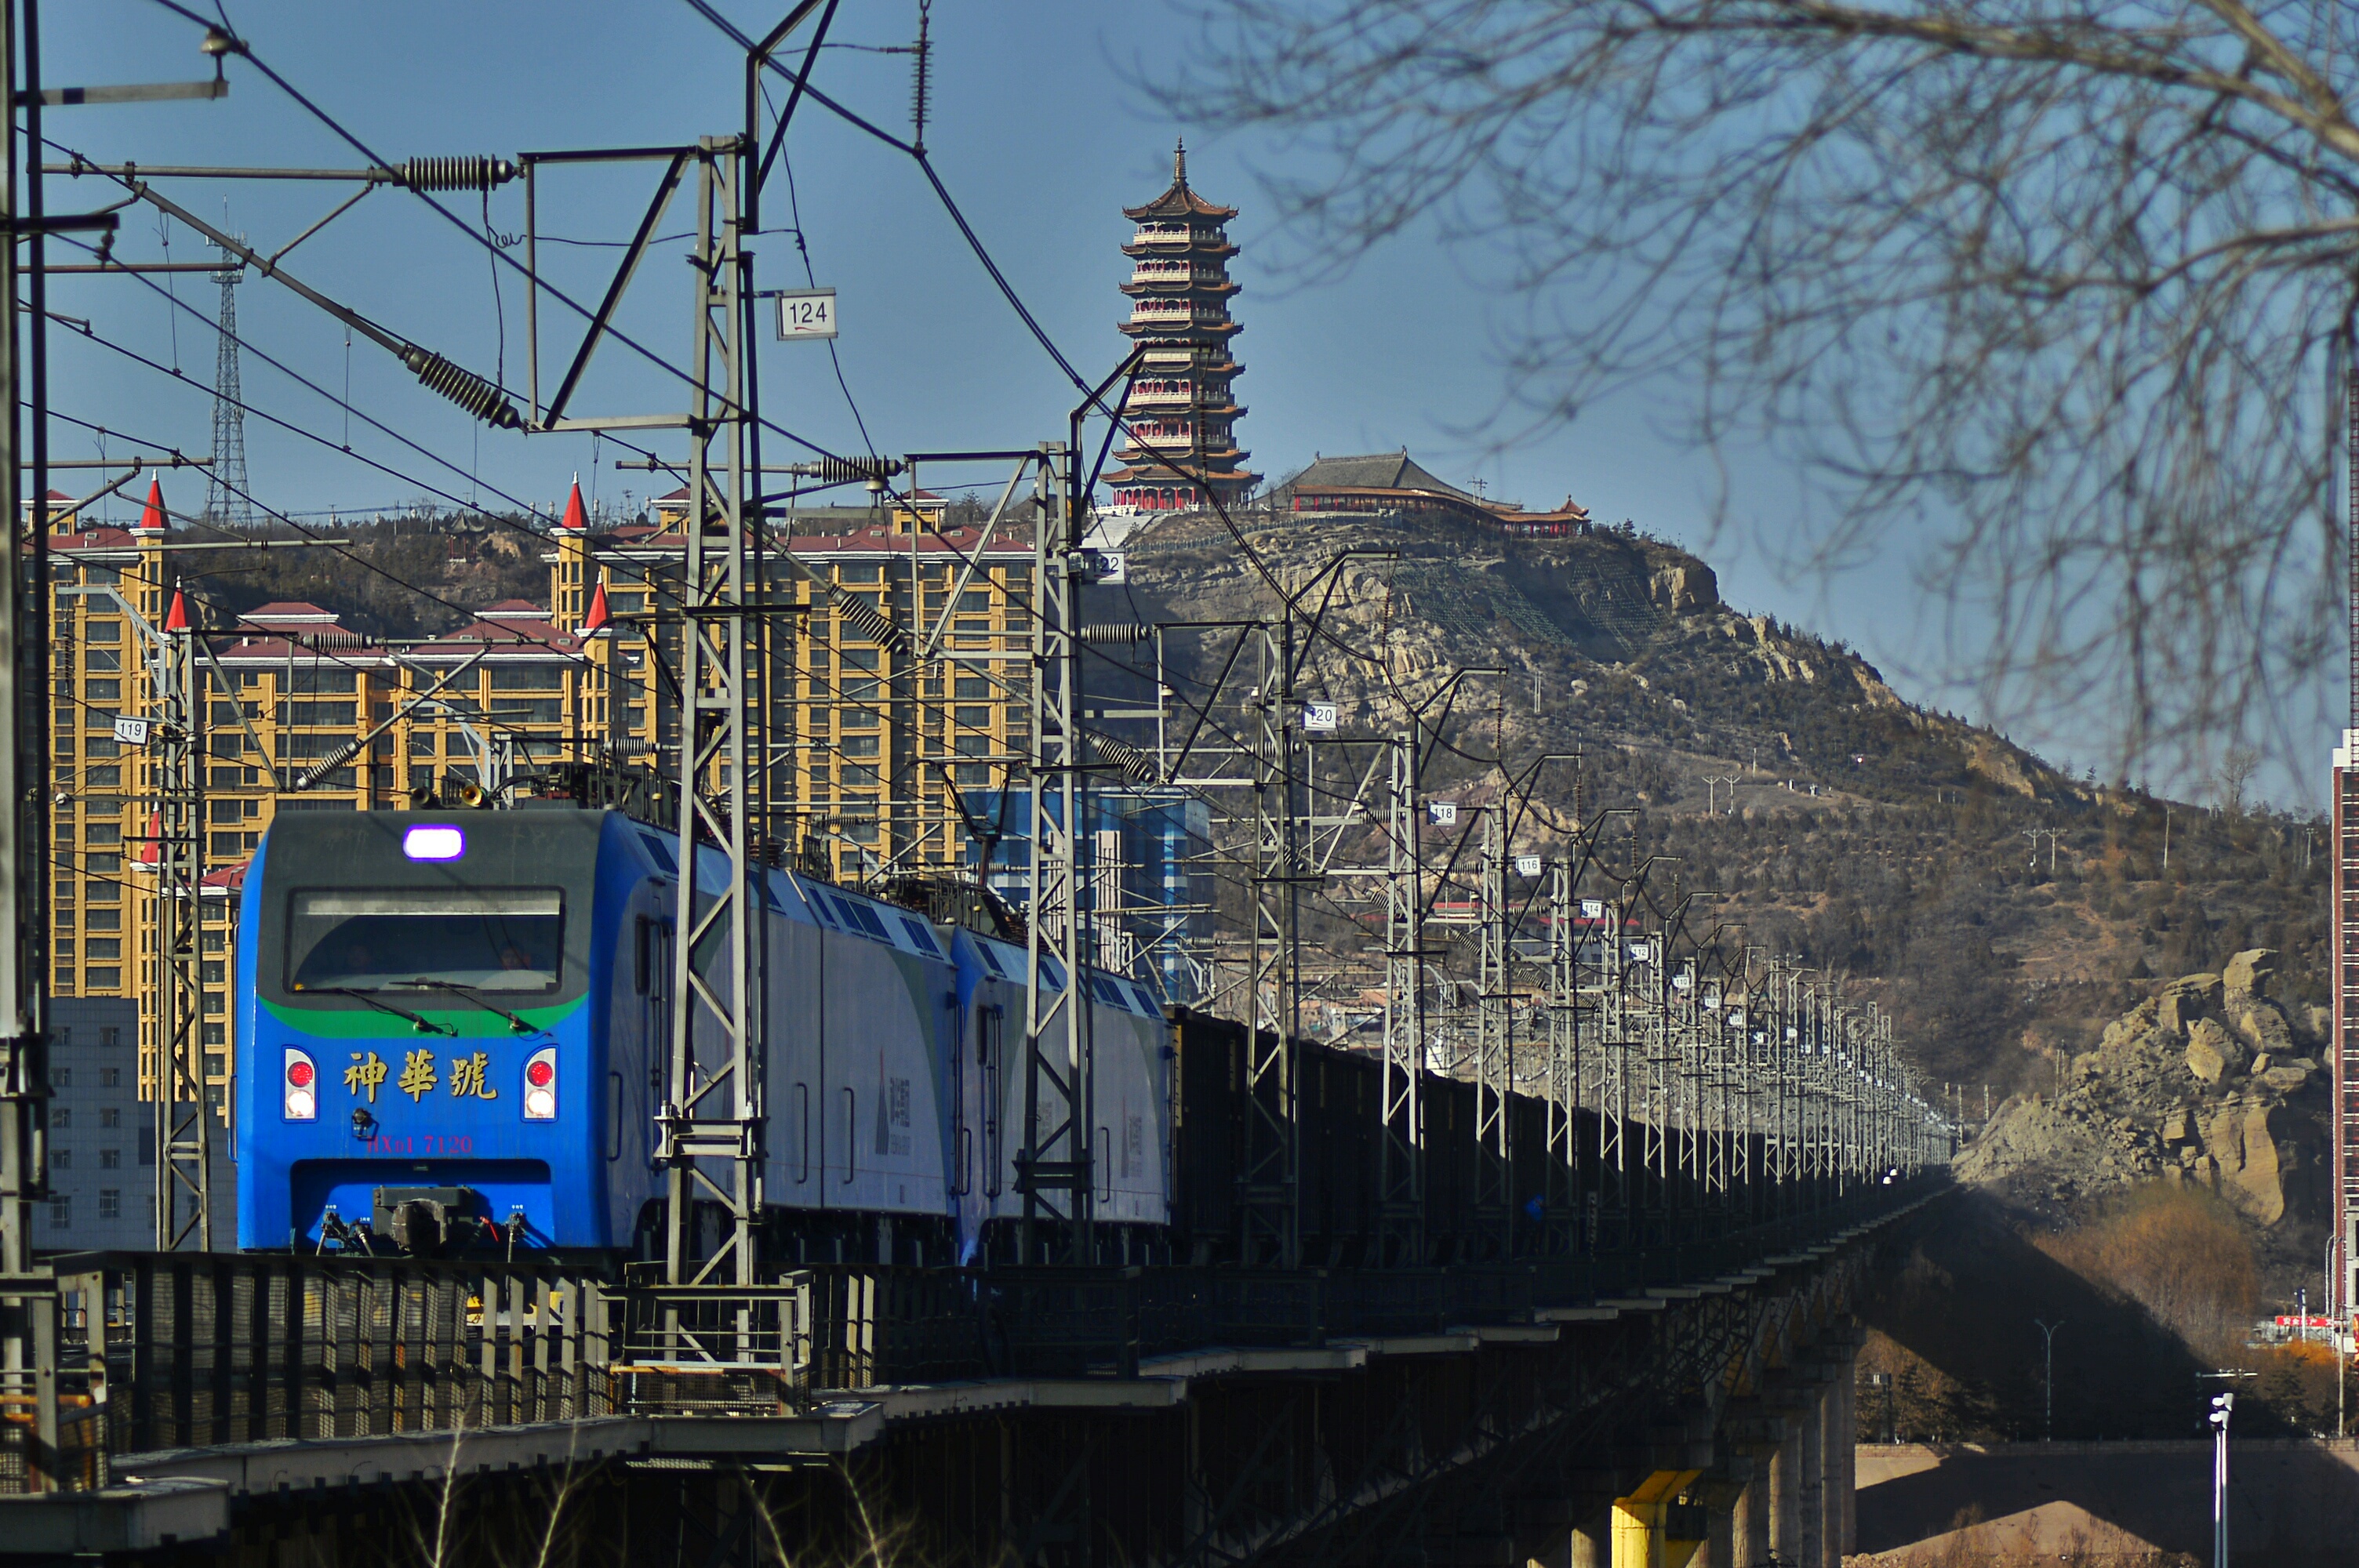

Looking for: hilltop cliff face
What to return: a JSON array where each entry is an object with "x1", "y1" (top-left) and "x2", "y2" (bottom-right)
[{"x1": 1119, "y1": 508, "x2": 2074, "y2": 803}]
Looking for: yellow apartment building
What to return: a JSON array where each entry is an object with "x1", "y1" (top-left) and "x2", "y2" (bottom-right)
[{"x1": 44, "y1": 478, "x2": 1036, "y2": 1103}]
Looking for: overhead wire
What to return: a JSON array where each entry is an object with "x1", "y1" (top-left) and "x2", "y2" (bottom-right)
[{"x1": 114, "y1": 3, "x2": 1628, "y2": 1007}]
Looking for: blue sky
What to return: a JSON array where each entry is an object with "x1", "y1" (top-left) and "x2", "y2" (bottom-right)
[{"x1": 38, "y1": 1, "x2": 2311, "y2": 804}]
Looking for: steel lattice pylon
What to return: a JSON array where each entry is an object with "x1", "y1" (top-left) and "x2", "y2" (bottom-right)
[
  {"x1": 660, "y1": 139, "x2": 764, "y2": 1290},
  {"x1": 1241, "y1": 622, "x2": 1300, "y2": 1267},
  {"x1": 1020, "y1": 441, "x2": 1096, "y2": 1265},
  {"x1": 153, "y1": 606, "x2": 209, "y2": 1247},
  {"x1": 204, "y1": 248, "x2": 253, "y2": 528},
  {"x1": 1377, "y1": 728, "x2": 1426, "y2": 1264},
  {"x1": 1474, "y1": 800, "x2": 1510, "y2": 1250}
]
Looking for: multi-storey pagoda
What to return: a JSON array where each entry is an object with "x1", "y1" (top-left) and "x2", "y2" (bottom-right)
[{"x1": 1105, "y1": 142, "x2": 1258, "y2": 513}]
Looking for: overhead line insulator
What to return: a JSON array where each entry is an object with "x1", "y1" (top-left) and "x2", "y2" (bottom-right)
[
  {"x1": 1082, "y1": 623, "x2": 1151, "y2": 645},
  {"x1": 1095, "y1": 737, "x2": 1160, "y2": 785},
  {"x1": 402, "y1": 347, "x2": 523, "y2": 430},
  {"x1": 780, "y1": 456, "x2": 907, "y2": 486},
  {"x1": 398, "y1": 156, "x2": 518, "y2": 193}
]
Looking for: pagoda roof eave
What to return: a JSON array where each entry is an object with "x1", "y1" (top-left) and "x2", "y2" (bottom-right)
[
  {"x1": 1121, "y1": 321, "x2": 1242, "y2": 339},
  {"x1": 1104, "y1": 460, "x2": 1260, "y2": 484},
  {"x1": 1120, "y1": 280, "x2": 1241, "y2": 299},
  {"x1": 1121, "y1": 187, "x2": 1238, "y2": 221},
  {"x1": 1122, "y1": 238, "x2": 1238, "y2": 260}
]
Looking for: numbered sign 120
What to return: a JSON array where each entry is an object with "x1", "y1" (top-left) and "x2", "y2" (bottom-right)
[{"x1": 775, "y1": 288, "x2": 838, "y2": 340}]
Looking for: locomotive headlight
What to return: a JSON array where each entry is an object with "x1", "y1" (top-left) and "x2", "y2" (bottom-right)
[
  {"x1": 284, "y1": 1047, "x2": 318, "y2": 1121},
  {"x1": 523, "y1": 1045, "x2": 557, "y2": 1120}
]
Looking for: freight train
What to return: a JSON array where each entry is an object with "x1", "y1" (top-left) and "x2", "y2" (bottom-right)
[{"x1": 236, "y1": 808, "x2": 1789, "y2": 1265}]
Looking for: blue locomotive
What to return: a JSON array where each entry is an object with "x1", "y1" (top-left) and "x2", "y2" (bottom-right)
[{"x1": 234, "y1": 808, "x2": 1172, "y2": 1262}]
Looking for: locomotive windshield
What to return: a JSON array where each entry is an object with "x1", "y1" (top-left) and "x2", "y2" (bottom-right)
[{"x1": 285, "y1": 888, "x2": 565, "y2": 993}]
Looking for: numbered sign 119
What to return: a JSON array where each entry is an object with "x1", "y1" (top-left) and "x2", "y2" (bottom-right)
[{"x1": 776, "y1": 288, "x2": 838, "y2": 340}]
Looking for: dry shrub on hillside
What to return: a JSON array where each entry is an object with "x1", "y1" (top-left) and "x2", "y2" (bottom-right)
[{"x1": 2038, "y1": 1184, "x2": 2255, "y2": 1353}]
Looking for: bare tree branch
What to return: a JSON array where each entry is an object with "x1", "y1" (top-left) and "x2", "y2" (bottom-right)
[{"x1": 1172, "y1": 0, "x2": 2359, "y2": 781}]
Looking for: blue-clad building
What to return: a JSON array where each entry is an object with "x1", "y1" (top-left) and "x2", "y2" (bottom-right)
[{"x1": 962, "y1": 787, "x2": 1212, "y2": 1004}]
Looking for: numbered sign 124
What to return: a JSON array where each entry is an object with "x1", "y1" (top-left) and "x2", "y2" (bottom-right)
[{"x1": 776, "y1": 288, "x2": 838, "y2": 340}]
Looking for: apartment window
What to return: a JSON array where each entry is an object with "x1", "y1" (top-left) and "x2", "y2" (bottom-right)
[
  {"x1": 84, "y1": 679, "x2": 119, "y2": 702},
  {"x1": 49, "y1": 1067, "x2": 67, "y2": 1089},
  {"x1": 97, "y1": 1190, "x2": 120, "y2": 1221},
  {"x1": 85, "y1": 619, "x2": 118, "y2": 642},
  {"x1": 277, "y1": 701, "x2": 356, "y2": 728},
  {"x1": 954, "y1": 706, "x2": 990, "y2": 729},
  {"x1": 202, "y1": 929, "x2": 224, "y2": 953},
  {"x1": 53, "y1": 941, "x2": 73, "y2": 960},
  {"x1": 284, "y1": 669, "x2": 356, "y2": 695},
  {"x1": 202, "y1": 1024, "x2": 224, "y2": 1047},
  {"x1": 85, "y1": 765, "x2": 118, "y2": 788},
  {"x1": 50, "y1": 1107, "x2": 68, "y2": 1130},
  {"x1": 48, "y1": 1196, "x2": 68, "y2": 1229},
  {"x1": 86, "y1": 939, "x2": 119, "y2": 961},
  {"x1": 99, "y1": 1107, "x2": 119, "y2": 1129},
  {"x1": 99, "y1": 1149, "x2": 119, "y2": 1171},
  {"x1": 955, "y1": 677, "x2": 988, "y2": 699},
  {"x1": 86, "y1": 909, "x2": 118, "y2": 931},
  {"x1": 50, "y1": 1149, "x2": 69, "y2": 1170},
  {"x1": 99, "y1": 1026, "x2": 118, "y2": 1047},
  {"x1": 85, "y1": 967, "x2": 120, "y2": 989},
  {"x1": 85, "y1": 822, "x2": 119, "y2": 847}
]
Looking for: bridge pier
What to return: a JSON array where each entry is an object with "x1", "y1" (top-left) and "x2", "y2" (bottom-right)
[
  {"x1": 1572, "y1": 1504, "x2": 1611, "y2": 1568},
  {"x1": 1609, "y1": 1469, "x2": 1704, "y2": 1568},
  {"x1": 1769, "y1": 1411, "x2": 1803, "y2": 1565},
  {"x1": 1730, "y1": 1471, "x2": 1768, "y2": 1568}
]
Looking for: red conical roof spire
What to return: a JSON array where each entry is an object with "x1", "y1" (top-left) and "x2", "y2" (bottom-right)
[
  {"x1": 582, "y1": 579, "x2": 609, "y2": 634},
  {"x1": 561, "y1": 476, "x2": 587, "y2": 531},
  {"x1": 137, "y1": 476, "x2": 167, "y2": 534},
  {"x1": 163, "y1": 587, "x2": 190, "y2": 633}
]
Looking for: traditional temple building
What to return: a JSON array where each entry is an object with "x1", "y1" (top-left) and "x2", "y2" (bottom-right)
[
  {"x1": 1280, "y1": 451, "x2": 1592, "y2": 537},
  {"x1": 1104, "y1": 142, "x2": 1259, "y2": 513}
]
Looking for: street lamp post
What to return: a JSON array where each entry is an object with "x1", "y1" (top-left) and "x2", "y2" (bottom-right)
[
  {"x1": 2034, "y1": 1318, "x2": 2065, "y2": 1441},
  {"x1": 2208, "y1": 1392, "x2": 2234, "y2": 1568}
]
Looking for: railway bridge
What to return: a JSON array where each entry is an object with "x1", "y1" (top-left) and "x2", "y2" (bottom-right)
[{"x1": 0, "y1": 1178, "x2": 1941, "y2": 1567}]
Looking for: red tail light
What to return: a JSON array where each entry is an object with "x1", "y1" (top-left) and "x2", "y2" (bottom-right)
[
  {"x1": 283, "y1": 1047, "x2": 318, "y2": 1121},
  {"x1": 523, "y1": 1046, "x2": 557, "y2": 1120}
]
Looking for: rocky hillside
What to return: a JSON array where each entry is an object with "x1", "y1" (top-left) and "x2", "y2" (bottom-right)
[
  {"x1": 1956, "y1": 950, "x2": 2329, "y2": 1267},
  {"x1": 1116, "y1": 508, "x2": 2327, "y2": 1108}
]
